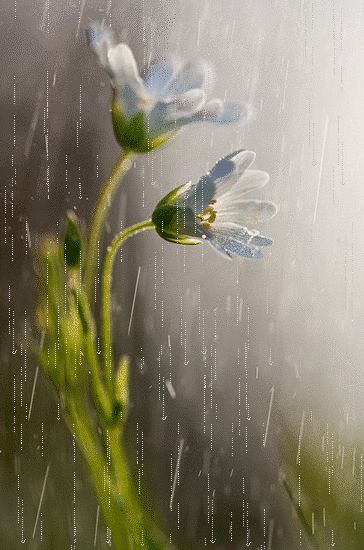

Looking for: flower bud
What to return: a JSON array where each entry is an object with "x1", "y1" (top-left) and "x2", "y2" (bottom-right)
[
  {"x1": 151, "y1": 183, "x2": 205, "y2": 245},
  {"x1": 112, "y1": 97, "x2": 173, "y2": 153},
  {"x1": 64, "y1": 210, "x2": 82, "y2": 268}
]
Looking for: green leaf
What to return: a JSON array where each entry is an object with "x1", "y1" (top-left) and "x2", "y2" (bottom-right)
[{"x1": 280, "y1": 414, "x2": 364, "y2": 549}]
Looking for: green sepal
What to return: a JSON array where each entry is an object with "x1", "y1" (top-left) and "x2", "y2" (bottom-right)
[
  {"x1": 154, "y1": 182, "x2": 194, "y2": 208},
  {"x1": 64, "y1": 210, "x2": 82, "y2": 269},
  {"x1": 152, "y1": 204, "x2": 202, "y2": 245},
  {"x1": 112, "y1": 97, "x2": 173, "y2": 153}
]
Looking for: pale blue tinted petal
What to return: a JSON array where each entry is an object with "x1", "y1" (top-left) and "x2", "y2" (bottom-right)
[
  {"x1": 157, "y1": 112, "x2": 197, "y2": 131},
  {"x1": 209, "y1": 234, "x2": 263, "y2": 259},
  {"x1": 209, "y1": 156, "x2": 237, "y2": 181},
  {"x1": 209, "y1": 150, "x2": 256, "y2": 199},
  {"x1": 143, "y1": 55, "x2": 179, "y2": 94},
  {"x1": 115, "y1": 85, "x2": 140, "y2": 120},
  {"x1": 147, "y1": 99, "x2": 200, "y2": 136},
  {"x1": 186, "y1": 152, "x2": 247, "y2": 211},
  {"x1": 148, "y1": 106, "x2": 205, "y2": 133},
  {"x1": 206, "y1": 236, "x2": 233, "y2": 258},
  {"x1": 174, "y1": 151, "x2": 256, "y2": 214},
  {"x1": 86, "y1": 23, "x2": 115, "y2": 73},
  {"x1": 147, "y1": 102, "x2": 171, "y2": 135},
  {"x1": 223, "y1": 240, "x2": 263, "y2": 259},
  {"x1": 164, "y1": 89, "x2": 206, "y2": 120},
  {"x1": 165, "y1": 59, "x2": 211, "y2": 97},
  {"x1": 213, "y1": 225, "x2": 273, "y2": 246},
  {"x1": 213, "y1": 102, "x2": 245, "y2": 124},
  {"x1": 208, "y1": 225, "x2": 273, "y2": 259},
  {"x1": 249, "y1": 233, "x2": 273, "y2": 246},
  {"x1": 218, "y1": 200, "x2": 277, "y2": 224},
  {"x1": 175, "y1": 174, "x2": 216, "y2": 213},
  {"x1": 192, "y1": 99, "x2": 246, "y2": 124},
  {"x1": 150, "y1": 99, "x2": 245, "y2": 133},
  {"x1": 209, "y1": 150, "x2": 255, "y2": 182}
]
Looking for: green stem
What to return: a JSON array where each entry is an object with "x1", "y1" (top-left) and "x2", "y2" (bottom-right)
[
  {"x1": 109, "y1": 427, "x2": 144, "y2": 545},
  {"x1": 67, "y1": 397, "x2": 132, "y2": 550},
  {"x1": 102, "y1": 219, "x2": 154, "y2": 396},
  {"x1": 84, "y1": 149, "x2": 135, "y2": 303},
  {"x1": 108, "y1": 427, "x2": 168, "y2": 549},
  {"x1": 70, "y1": 277, "x2": 112, "y2": 423},
  {"x1": 80, "y1": 291, "x2": 114, "y2": 422}
]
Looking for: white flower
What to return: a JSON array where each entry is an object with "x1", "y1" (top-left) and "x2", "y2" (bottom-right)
[
  {"x1": 87, "y1": 23, "x2": 247, "y2": 152},
  {"x1": 152, "y1": 150, "x2": 277, "y2": 259}
]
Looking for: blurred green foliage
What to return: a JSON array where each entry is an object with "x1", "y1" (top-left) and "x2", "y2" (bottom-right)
[{"x1": 282, "y1": 415, "x2": 364, "y2": 549}]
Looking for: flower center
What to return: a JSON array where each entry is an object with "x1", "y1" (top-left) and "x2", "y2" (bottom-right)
[
  {"x1": 197, "y1": 205, "x2": 216, "y2": 228},
  {"x1": 137, "y1": 94, "x2": 156, "y2": 113}
]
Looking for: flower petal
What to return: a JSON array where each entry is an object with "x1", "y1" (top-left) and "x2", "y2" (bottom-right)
[
  {"x1": 208, "y1": 150, "x2": 256, "y2": 200},
  {"x1": 209, "y1": 234, "x2": 263, "y2": 259},
  {"x1": 206, "y1": 237, "x2": 233, "y2": 258},
  {"x1": 210, "y1": 150, "x2": 256, "y2": 182},
  {"x1": 214, "y1": 169, "x2": 269, "y2": 203},
  {"x1": 216, "y1": 200, "x2": 278, "y2": 225},
  {"x1": 172, "y1": 150, "x2": 257, "y2": 214},
  {"x1": 210, "y1": 224, "x2": 273, "y2": 259},
  {"x1": 212, "y1": 224, "x2": 273, "y2": 247},
  {"x1": 168, "y1": 100, "x2": 246, "y2": 131},
  {"x1": 142, "y1": 55, "x2": 181, "y2": 94},
  {"x1": 235, "y1": 169, "x2": 270, "y2": 193},
  {"x1": 174, "y1": 174, "x2": 215, "y2": 214},
  {"x1": 165, "y1": 59, "x2": 212, "y2": 98},
  {"x1": 114, "y1": 85, "x2": 141, "y2": 120},
  {"x1": 249, "y1": 233, "x2": 273, "y2": 246},
  {"x1": 222, "y1": 240, "x2": 263, "y2": 259},
  {"x1": 192, "y1": 99, "x2": 246, "y2": 124},
  {"x1": 108, "y1": 43, "x2": 145, "y2": 95},
  {"x1": 87, "y1": 24, "x2": 147, "y2": 120},
  {"x1": 164, "y1": 89, "x2": 206, "y2": 121},
  {"x1": 86, "y1": 23, "x2": 115, "y2": 73}
]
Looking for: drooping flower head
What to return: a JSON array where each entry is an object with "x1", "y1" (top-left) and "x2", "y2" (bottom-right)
[
  {"x1": 152, "y1": 150, "x2": 277, "y2": 259},
  {"x1": 87, "y1": 22, "x2": 246, "y2": 152}
]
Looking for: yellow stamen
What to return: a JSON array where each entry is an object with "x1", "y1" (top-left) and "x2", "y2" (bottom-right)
[{"x1": 197, "y1": 205, "x2": 216, "y2": 227}]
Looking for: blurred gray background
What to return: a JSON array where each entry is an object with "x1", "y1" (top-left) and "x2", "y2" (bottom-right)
[{"x1": 1, "y1": 0, "x2": 363, "y2": 548}]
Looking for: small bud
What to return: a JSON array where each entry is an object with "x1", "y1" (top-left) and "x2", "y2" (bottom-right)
[{"x1": 64, "y1": 210, "x2": 82, "y2": 268}]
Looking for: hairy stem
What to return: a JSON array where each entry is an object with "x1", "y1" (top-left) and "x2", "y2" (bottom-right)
[
  {"x1": 102, "y1": 219, "x2": 154, "y2": 396},
  {"x1": 67, "y1": 397, "x2": 131, "y2": 550},
  {"x1": 108, "y1": 426, "x2": 168, "y2": 549},
  {"x1": 84, "y1": 150, "x2": 135, "y2": 303}
]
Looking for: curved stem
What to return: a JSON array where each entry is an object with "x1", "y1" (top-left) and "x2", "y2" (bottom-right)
[
  {"x1": 79, "y1": 289, "x2": 113, "y2": 421},
  {"x1": 84, "y1": 149, "x2": 135, "y2": 303},
  {"x1": 102, "y1": 219, "x2": 154, "y2": 396}
]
